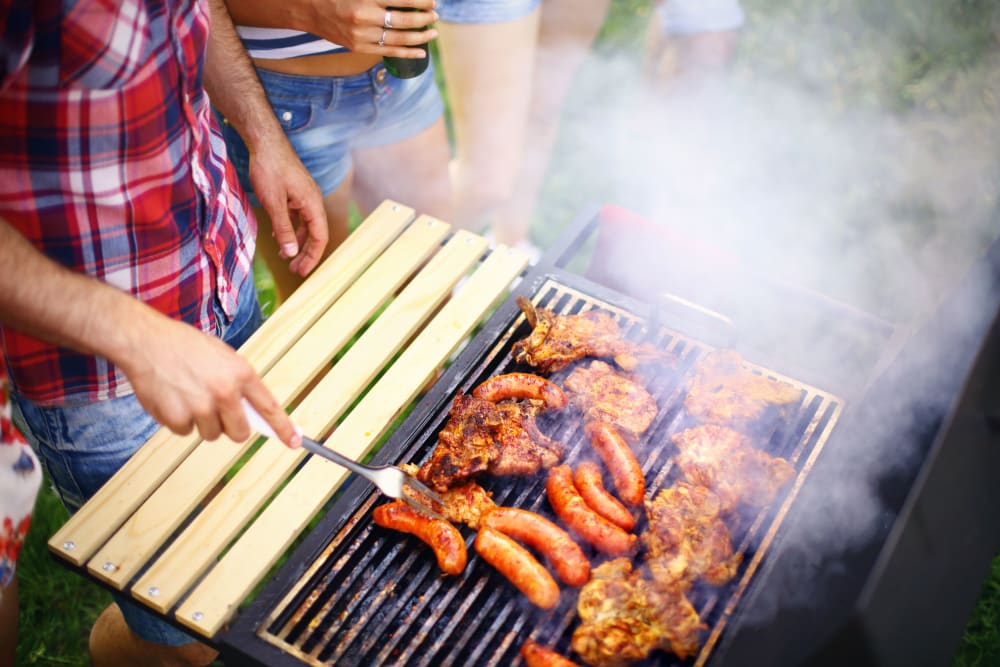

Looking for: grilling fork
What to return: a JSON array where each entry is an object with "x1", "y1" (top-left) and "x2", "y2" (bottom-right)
[{"x1": 241, "y1": 401, "x2": 446, "y2": 520}]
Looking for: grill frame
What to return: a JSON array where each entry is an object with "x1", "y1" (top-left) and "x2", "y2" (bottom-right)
[{"x1": 220, "y1": 209, "x2": 848, "y2": 667}]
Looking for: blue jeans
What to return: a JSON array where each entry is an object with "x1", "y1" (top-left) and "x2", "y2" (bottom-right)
[
  {"x1": 221, "y1": 60, "x2": 444, "y2": 204},
  {"x1": 12, "y1": 274, "x2": 262, "y2": 646},
  {"x1": 437, "y1": 0, "x2": 541, "y2": 23}
]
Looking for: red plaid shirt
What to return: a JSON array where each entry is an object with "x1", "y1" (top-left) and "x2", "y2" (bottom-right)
[{"x1": 0, "y1": 0, "x2": 256, "y2": 404}]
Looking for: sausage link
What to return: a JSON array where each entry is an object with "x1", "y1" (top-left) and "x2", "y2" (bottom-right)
[
  {"x1": 521, "y1": 638, "x2": 582, "y2": 667},
  {"x1": 373, "y1": 501, "x2": 467, "y2": 575},
  {"x1": 475, "y1": 527, "x2": 561, "y2": 609},
  {"x1": 573, "y1": 461, "x2": 636, "y2": 532},
  {"x1": 584, "y1": 421, "x2": 645, "y2": 507},
  {"x1": 481, "y1": 507, "x2": 590, "y2": 586},
  {"x1": 473, "y1": 373, "x2": 568, "y2": 410},
  {"x1": 546, "y1": 465, "x2": 637, "y2": 557}
]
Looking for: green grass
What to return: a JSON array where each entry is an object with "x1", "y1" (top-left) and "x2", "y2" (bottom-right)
[{"x1": 14, "y1": 1, "x2": 1000, "y2": 664}]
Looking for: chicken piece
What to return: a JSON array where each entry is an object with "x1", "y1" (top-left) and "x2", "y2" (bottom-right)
[
  {"x1": 417, "y1": 394, "x2": 565, "y2": 492},
  {"x1": 643, "y1": 482, "x2": 741, "y2": 589},
  {"x1": 684, "y1": 349, "x2": 802, "y2": 428},
  {"x1": 402, "y1": 464, "x2": 497, "y2": 529},
  {"x1": 512, "y1": 296, "x2": 675, "y2": 373},
  {"x1": 671, "y1": 424, "x2": 796, "y2": 513},
  {"x1": 564, "y1": 361, "x2": 658, "y2": 441},
  {"x1": 572, "y1": 559, "x2": 704, "y2": 667}
]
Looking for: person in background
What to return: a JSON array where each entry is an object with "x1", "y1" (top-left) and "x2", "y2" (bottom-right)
[
  {"x1": 434, "y1": 0, "x2": 543, "y2": 259},
  {"x1": 218, "y1": 0, "x2": 452, "y2": 304},
  {"x1": 644, "y1": 0, "x2": 744, "y2": 83},
  {"x1": 0, "y1": 356, "x2": 41, "y2": 667},
  {"x1": 0, "y1": 0, "x2": 322, "y2": 664}
]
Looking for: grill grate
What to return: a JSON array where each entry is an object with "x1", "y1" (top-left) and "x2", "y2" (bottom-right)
[{"x1": 250, "y1": 280, "x2": 843, "y2": 667}]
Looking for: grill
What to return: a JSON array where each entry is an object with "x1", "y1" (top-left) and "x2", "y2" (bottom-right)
[{"x1": 228, "y1": 278, "x2": 843, "y2": 667}]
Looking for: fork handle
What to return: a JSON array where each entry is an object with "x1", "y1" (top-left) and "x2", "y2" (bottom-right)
[{"x1": 241, "y1": 400, "x2": 369, "y2": 478}]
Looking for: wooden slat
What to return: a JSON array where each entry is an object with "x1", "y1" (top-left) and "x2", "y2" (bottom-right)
[
  {"x1": 48, "y1": 201, "x2": 415, "y2": 566},
  {"x1": 174, "y1": 245, "x2": 527, "y2": 636},
  {"x1": 85, "y1": 215, "x2": 449, "y2": 589},
  {"x1": 132, "y1": 230, "x2": 496, "y2": 614}
]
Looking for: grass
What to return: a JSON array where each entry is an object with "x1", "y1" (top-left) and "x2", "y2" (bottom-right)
[{"x1": 14, "y1": 0, "x2": 1000, "y2": 664}]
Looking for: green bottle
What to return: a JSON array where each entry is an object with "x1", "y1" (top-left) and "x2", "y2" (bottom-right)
[{"x1": 382, "y1": 7, "x2": 430, "y2": 79}]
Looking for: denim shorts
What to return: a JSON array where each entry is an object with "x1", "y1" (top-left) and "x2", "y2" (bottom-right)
[
  {"x1": 221, "y1": 60, "x2": 444, "y2": 205},
  {"x1": 658, "y1": 0, "x2": 745, "y2": 35},
  {"x1": 11, "y1": 274, "x2": 262, "y2": 647},
  {"x1": 437, "y1": 0, "x2": 541, "y2": 23}
]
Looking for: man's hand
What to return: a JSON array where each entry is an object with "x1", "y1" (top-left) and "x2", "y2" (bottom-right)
[
  {"x1": 249, "y1": 137, "x2": 328, "y2": 278},
  {"x1": 120, "y1": 315, "x2": 301, "y2": 448}
]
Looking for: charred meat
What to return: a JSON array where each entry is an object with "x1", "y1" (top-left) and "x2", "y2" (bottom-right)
[
  {"x1": 512, "y1": 296, "x2": 674, "y2": 373},
  {"x1": 417, "y1": 394, "x2": 564, "y2": 492},
  {"x1": 672, "y1": 424, "x2": 795, "y2": 513},
  {"x1": 684, "y1": 350, "x2": 801, "y2": 427},
  {"x1": 572, "y1": 559, "x2": 704, "y2": 667},
  {"x1": 564, "y1": 360, "x2": 658, "y2": 441},
  {"x1": 643, "y1": 482, "x2": 741, "y2": 588}
]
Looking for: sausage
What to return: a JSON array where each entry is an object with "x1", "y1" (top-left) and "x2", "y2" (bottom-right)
[
  {"x1": 472, "y1": 373, "x2": 568, "y2": 411},
  {"x1": 475, "y1": 527, "x2": 561, "y2": 609},
  {"x1": 521, "y1": 638, "x2": 582, "y2": 667},
  {"x1": 372, "y1": 500, "x2": 467, "y2": 575},
  {"x1": 573, "y1": 461, "x2": 636, "y2": 532},
  {"x1": 584, "y1": 421, "x2": 645, "y2": 507},
  {"x1": 481, "y1": 507, "x2": 590, "y2": 586},
  {"x1": 545, "y1": 465, "x2": 637, "y2": 557}
]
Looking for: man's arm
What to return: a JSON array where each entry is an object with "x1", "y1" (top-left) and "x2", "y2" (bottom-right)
[
  {"x1": 203, "y1": 0, "x2": 328, "y2": 278},
  {"x1": 0, "y1": 219, "x2": 301, "y2": 449}
]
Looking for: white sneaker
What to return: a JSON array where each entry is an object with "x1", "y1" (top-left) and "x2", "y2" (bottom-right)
[{"x1": 483, "y1": 230, "x2": 542, "y2": 265}]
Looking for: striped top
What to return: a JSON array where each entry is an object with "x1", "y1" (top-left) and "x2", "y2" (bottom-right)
[{"x1": 236, "y1": 27, "x2": 347, "y2": 59}]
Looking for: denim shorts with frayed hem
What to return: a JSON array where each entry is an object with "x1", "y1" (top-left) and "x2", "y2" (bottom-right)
[
  {"x1": 221, "y1": 60, "x2": 443, "y2": 206},
  {"x1": 437, "y1": 0, "x2": 541, "y2": 24},
  {"x1": 11, "y1": 274, "x2": 262, "y2": 647}
]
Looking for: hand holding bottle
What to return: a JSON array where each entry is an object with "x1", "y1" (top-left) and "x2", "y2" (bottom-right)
[
  {"x1": 382, "y1": 5, "x2": 435, "y2": 78},
  {"x1": 296, "y1": 0, "x2": 437, "y2": 58}
]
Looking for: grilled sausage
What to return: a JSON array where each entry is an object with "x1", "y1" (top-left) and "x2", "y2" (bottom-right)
[
  {"x1": 573, "y1": 461, "x2": 636, "y2": 532},
  {"x1": 481, "y1": 507, "x2": 590, "y2": 586},
  {"x1": 472, "y1": 373, "x2": 568, "y2": 411},
  {"x1": 521, "y1": 638, "x2": 582, "y2": 667},
  {"x1": 372, "y1": 501, "x2": 467, "y2": 575},
  {"x1": 475, "y1": 527, "x2": 561, "y2": 609},
  {"x1": 545, "y1": 465, "x2": 637, "y2": 557},
  {"x1": 584, "y1": 421, "x2": 645, "y2": 507}
]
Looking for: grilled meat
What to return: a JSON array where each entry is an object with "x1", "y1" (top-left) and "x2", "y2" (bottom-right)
[
  {"x1": 572, "y1": 559, "x2": 704, "y2": 666},
  {"x1": 417, "y1": 394, "x2": 564, "y2": 492},
  {"x1": 564, "y1": 361, "x2": 658, "y2": 441},
  {"x1": 512, "y1": 296, "x2": 674, "y2": 373},
  {"x1": 672, "y1": 424, "x2": 796, "y2": 513},
  {"x1": 643, "y1": 482, "x2": 741, "y2": 588},
  {"x1": 684, "y1": 350, "x2": 802, "y2": 427}
]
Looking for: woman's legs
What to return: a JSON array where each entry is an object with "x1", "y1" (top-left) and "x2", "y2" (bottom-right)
[
  {"x1": 436, "y1": 9, "x2": 541, "y2": 232},
  {"x1": 491, "y1": 0, "x2": 613, "y2": 247},
  {"x1": 352, "y1": 118, "x2": 453, "y2": 221}
]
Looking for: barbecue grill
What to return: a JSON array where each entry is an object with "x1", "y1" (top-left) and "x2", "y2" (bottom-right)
[{"x1": 49, "y1": 201, "x2": 1000, "y2": 667}]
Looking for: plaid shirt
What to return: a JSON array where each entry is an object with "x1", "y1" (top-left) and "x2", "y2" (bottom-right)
[{"x1": 0, "y1": 0, "x2": 256, "y2": 404}]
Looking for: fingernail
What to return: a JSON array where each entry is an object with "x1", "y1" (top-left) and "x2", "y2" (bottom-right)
[{"x1": 281, "y1": 242, "x2": 298, "y2": 258}]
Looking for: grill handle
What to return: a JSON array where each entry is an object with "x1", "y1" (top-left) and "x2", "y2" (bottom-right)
[{"x1": 651, "y1": 291, "x2": 738, "y2": 348}]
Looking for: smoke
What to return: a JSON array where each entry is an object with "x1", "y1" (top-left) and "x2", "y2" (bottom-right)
[{"x1": 529, "y1": 0, "x2": 1000, "y2": 638}]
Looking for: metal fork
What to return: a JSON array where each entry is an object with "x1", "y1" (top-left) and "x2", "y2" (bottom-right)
[{"x1": 241, "y1": 401, "x2": 446, "y2": 519}]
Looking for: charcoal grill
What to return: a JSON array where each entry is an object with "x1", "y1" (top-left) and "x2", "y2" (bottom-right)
[{"x1": 49, "y1": 201, "x2": 1000, "y2": 667}]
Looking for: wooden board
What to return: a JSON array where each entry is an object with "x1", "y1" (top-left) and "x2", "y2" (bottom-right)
[
  {"x1": 87, "y1": 214, "x2": 450, "y2": 589},
  {"x1": 48, "y1": 201, "x2": 415, "y2": 566},
  {"x1": 175, "y1": 246, "x2": 527, "y2": 635}
]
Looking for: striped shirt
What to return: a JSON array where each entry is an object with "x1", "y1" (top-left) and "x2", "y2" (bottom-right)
[
  {"x1": 236, "y1": 27, "x2": 345, "y2": 59},
  {"x1": 0, "y1": 0, "x2": 256, "y2": 405}
]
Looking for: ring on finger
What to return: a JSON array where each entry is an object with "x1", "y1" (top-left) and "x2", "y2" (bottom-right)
[
  {"x1": 378, "y1": 28, "x2": 387, "y2": 47},
  {"x1": 383, "y1": 9, "x2": 393, "y2": 29}
]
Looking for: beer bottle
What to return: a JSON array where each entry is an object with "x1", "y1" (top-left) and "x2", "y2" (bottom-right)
[{"x1": 382, "y1": 7, "x2": 430, "y2": 79}]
